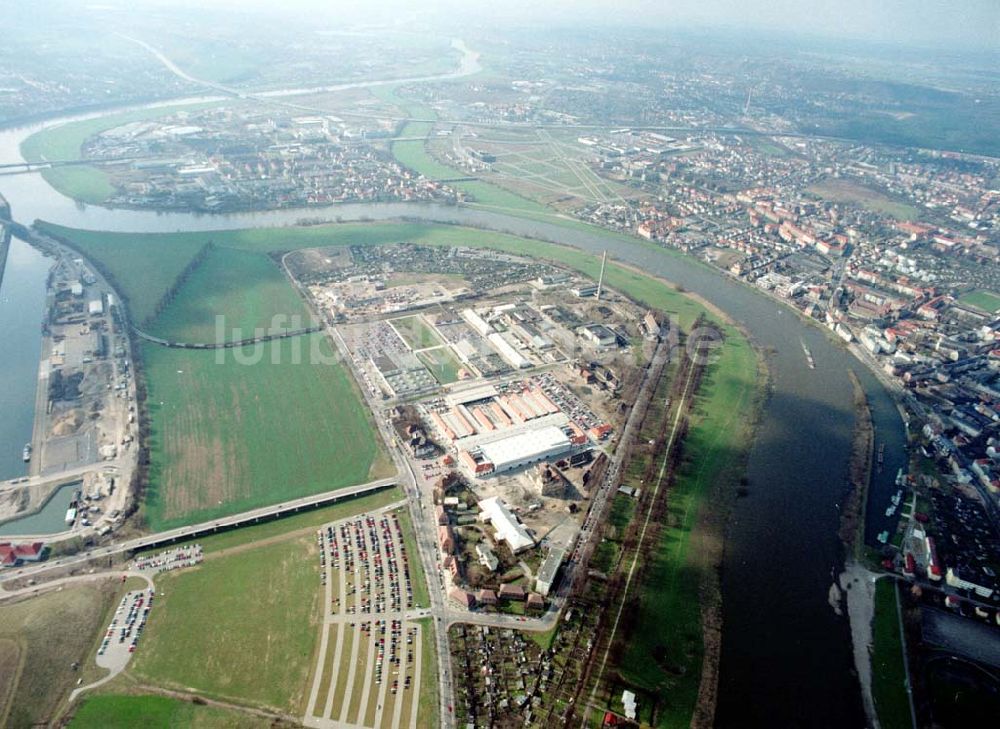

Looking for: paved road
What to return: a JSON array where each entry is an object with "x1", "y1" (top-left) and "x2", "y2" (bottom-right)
[
  {"x1": 0, "y1": 477, "x2": 397, "y2": 592},
  {"x1": 561, "y1": 332, "x2": 671, "y2": 596},
  {"x1": 321, "y1": 314, "x2": 459, "y2": 729}
]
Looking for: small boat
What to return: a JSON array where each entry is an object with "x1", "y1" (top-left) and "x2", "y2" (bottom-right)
[
  {"x1": 800, "y1": 340, "x2": 815, "y2": 369},
  {"x1": 877, "y1": 530, "x2": 889, "y2": 544},
  {"x1": 885, "y1": 505, "x2": 896, "y2": 517},
  {"x1": 22, "y1": 443, "x2": 32, "y2": 462}
]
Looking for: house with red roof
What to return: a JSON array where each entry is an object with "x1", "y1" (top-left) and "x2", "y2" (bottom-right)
[{"x1": 0, "y1": 541, "x2": 46, "y2": 569}]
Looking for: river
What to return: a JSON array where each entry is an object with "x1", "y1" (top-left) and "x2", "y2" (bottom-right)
[
  {"x1": 0, "y1": 80, "x2": 909, "y2": 725},
  {"x1": 0, "y1": 236, "x2": 50, "y2": 481}
]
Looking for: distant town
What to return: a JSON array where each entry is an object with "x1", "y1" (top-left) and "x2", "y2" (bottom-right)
[{"x1": 0, "y1": 6, "x2": 998, "y2": 729}]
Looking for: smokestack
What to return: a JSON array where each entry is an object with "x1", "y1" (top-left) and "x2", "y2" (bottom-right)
[{"x1": 596, "y1": 250, "x2": 607, "y2": 300}]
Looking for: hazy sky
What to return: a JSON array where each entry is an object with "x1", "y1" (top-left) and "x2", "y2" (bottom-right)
[{"x1": 128, "y1": 0, "x2": 1000, "y2": 50}]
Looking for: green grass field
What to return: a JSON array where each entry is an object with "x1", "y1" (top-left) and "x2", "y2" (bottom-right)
[
  {"x1": 958, "y1": 290, "x2": 1000, "y2": 314},
  {"x1": 871, "y1": 579, "x2": 911, "y2": 729},
  {"x1": 416, "y1": 347, "x2": 464, "y2": 384},
  {"x1": 69, "y1": 694, "x2": 269, "y2": 728},
  {"x1": 142, "y1": 335, "x2": 383, "y2": 530},
  {"x1": 130, "y1": 534, "x2": 320, "y2": 713},
  {"x1": 616, "y1": 328, "x2": 759, "y2": 727},
  {"x1": 393, "y1": 508, "x2": 430, "y2": 609},
  {"x1": 0, "y1": 583, "x2": 118, "y2": 728},
  {"x1": 414, "y1": 618, "x2": 439, "y2": 729},
  {"x1": 806, "y1": 178, "x2": 921, "y2": 221},
  {"x1": 390, "y1": 314, "x2": 444, "y2": 350},
  {"x1": 147, "y1": 246, "x2": 310, "y2": 343}
]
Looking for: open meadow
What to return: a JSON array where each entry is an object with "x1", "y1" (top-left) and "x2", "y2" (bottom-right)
[
  {"x1": 142, "y1": 335, "x2": 385, "y2": 530},
  {"x1": 806, "y1": 178, "x2": 921, "y2": 221},
  {"x1": 146, "y1": 245, "x2": 310, "y2": 343},
  {"x1": 130, "y1": 533, "x2": 320, "y2": 713},
  {"x1": 69, "y1": 693, "x2": 272, "y2": 729},
  {"x1": 0, "y1": 582, "x2": 121, "y2": 728}
]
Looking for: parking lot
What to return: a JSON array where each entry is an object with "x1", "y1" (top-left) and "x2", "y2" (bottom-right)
[
  {"x1": 95, "y1": 586, "x2": 154, "y2": 673},
  {"x1": 304, "y1": 510, "x2": 424, "y2": 729}
]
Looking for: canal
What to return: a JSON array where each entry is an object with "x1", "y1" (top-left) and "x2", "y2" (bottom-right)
[
  {"x1": 0, "y1": 96, "x2": 910, "y2": 725},
  {"x1": 0, "y1": 481, "x2": 79, "y2": 537}
]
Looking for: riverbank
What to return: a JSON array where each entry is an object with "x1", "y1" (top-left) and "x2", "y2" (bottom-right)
[
  {"x1": 692, "y1": 329, "x2": 770, "y2": 729},
  {"x1": 839, "y1": 369, "x2": 879, "y2": 727}
]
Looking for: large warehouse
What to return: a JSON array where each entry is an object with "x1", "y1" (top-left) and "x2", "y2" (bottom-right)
[{"x1": 473, "y1": 425, "x2": 572, "y2": 476}]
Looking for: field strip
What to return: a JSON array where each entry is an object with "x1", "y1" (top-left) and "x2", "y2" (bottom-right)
[
  {"x1": 343, "y1": 625, "x2": 367, "y2": 722},
  {"x1": 586, "y1": 354, "x2": 699, "y2": 710},
  {"x1": 357, "y1": 628, "x2": 377, "y2": 724},
  {"x1": 305, "y1": 621, "x2": 332, "y2": 717},
  {"x1": 663, "y1": 369, "x2": 750, "y2": 598},
  {"x1": 408, "y1": 623, "x2": 422, "y2": 729},
  {"x1": 330, "y1": 627, "x2": 355, "y2": 720}
]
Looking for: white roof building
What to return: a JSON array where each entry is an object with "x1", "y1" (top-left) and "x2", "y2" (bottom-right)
[
  {"x1": 487, "y1": 332, "x2": 530, "y2": 369},
  {"x1": 622, "y1": 690, "x2": 637, "y2": 720},
  {"x1": 478, "y1": 496, "x2": 534, "y2": 553},
  {"x1": 477, "y1": 425, "x2": 572, "y2": 474}
]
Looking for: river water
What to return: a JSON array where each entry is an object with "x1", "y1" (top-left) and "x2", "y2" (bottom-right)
[
  {"x1": 0, "y1": 84, "x2": 908, "y2": 724},
  {"x1": 0, "y1": 236, "x2": 50, "y2": 481}
]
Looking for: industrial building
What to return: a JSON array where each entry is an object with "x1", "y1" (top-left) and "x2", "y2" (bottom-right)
[
  {"x1": 535, "y1": 546, "x2": 566, "y2": 596},
  {"x1": 487, "y1": 332, "x2": 530, "y2": 369},
  {"x1": 464, "y1": 425, "x2": 573, "y2": 477},
  {"x1": 478, "y1": 496, "x2": 535, "y2": 553}
]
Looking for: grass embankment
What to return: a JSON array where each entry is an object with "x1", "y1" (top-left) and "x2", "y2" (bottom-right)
[
  {"x1": 0, "y1": 583, "x2": 119, "y2": 727},
  {"x1": 608, "y1": 328, "x2": 759, "y2": 727},
  {"x1": 871, "y1": 579, "x2": 911, "y2": 729},
  {"x1": 69, "y1": 694, "x2": 270, "y2": 728},
  {"x1": 141, "y1": 334, "x2": 382, "y2": 530},
  {"x1": 20, "y1": 102, "x2": 219, "y2": 205},
  {"x1": 130, "y1": 534, "x2": 319, "y2": 713}
]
